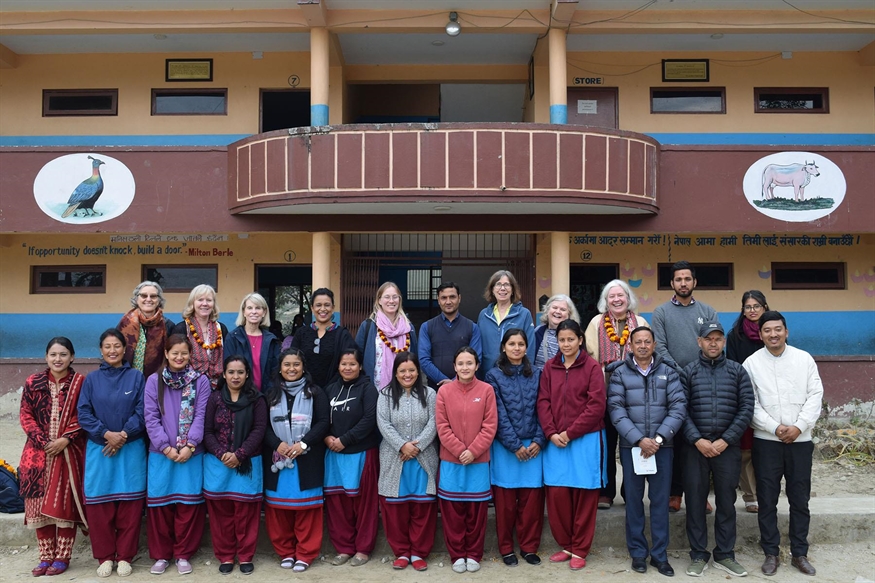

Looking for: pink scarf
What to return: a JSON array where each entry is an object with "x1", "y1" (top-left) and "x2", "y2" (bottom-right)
[{"x1": 374, "y1": 310, "x2": 411, "y2": 390}]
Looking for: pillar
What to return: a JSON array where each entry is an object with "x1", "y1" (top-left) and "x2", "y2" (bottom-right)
[
  {"x1": 551, "y1": 231, "x2": 570, "y2": 297},
  {"x1": 312, "y1": 232, "x2": 331, "y2": 291},
  {"x1": 310, "y1": 27, "x2": 330, "y2": 126},
  {"x1": 548, "y1": 27, "x2": 567, "y2": 124}
]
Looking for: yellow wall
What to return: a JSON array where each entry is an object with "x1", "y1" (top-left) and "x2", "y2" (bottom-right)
[{"x1": 0, "y1": 232, "x2": 312, "y2": 315}]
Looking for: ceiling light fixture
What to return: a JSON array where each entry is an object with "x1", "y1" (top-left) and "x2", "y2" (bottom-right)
[
  {"x1": 432, "y1": 40, "x2": 445, "y2": 47},
  {"x1": 445, "y1": 12, "x2": 461, "y2": 37},
  {"x1": 710, "y1": 33, "x2": 724, "y2": 39},
  {"x1": 153, "y1": 34, "x2": 167, "y2": 40}
]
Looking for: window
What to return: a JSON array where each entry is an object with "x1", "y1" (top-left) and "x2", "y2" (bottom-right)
[
  {"x1": 406, "y1": 268, "x2": 442, "y2": 301},
  {"x1": 651, "y1": 88, "x2": 725, "y2": 114},
  {"x1": 143, "y1": 265, "x2": 219, "y2": 293},
  {"x1": 755, "y1": 87, "x2": 829, "y2": 113},
  {"x1": 771, "y1": 262, "x2": 845, "y2": 290},
  {"x1": 657, "y1": 263, "x2": 733, "y2": 290},
  {"x1": 32, "y1": 265, "x2": 106, "y2": 293},
  {"x1": 43, "y1": 89, "x2": 118, "y2": 116},
  {"x1": 151, "y1": 89, "x2": 227, "y2": 115}
]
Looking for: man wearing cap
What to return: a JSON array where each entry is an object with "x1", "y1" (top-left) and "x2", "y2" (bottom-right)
[
  {"x1": 742, "y1": 311, "x2": 822, "y2": 577},
  {"x1": 680, "y1": 321, "x2": 754, "y2": 577}
]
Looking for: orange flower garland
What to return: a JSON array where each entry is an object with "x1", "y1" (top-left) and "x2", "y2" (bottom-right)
[
  {"x1": 604, "y1": 313, "x2": 630, "y2": 346},
  {"x1": 186, "y1": 318, "x2": 223, "y2": 350},
  {"x1": 378, "y1": 328, "x2": 410, "y2": 353}
]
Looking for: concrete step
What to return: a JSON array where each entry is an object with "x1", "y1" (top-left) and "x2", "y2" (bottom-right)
[{"x1": 1, "y1": 495, "x2": 871, "y2": 556}]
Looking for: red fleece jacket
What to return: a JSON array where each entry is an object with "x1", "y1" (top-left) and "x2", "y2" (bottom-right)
[
  {"x1": 435, "y1": 378, "x2": 498, "y2": 464},
  {"x1": 537, "y1": 351, "x2": 606, "y2": 441}
]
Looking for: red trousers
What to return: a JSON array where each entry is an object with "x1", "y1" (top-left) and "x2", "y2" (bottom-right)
[
  {"x1": 36, "y1": 525, "x2": 77, "y2": 562},
  {"x1": 85, "y1": 499, "x2": 144, "y2": 563},
  {"x1": 379, "y1": 497, "x2": 437, "y2": 559},
  {"x1": 439, "y1": 499, "x2": 488, "y2": 562},
  {"x1": 264, "y1": 505, "x2": 323, "y2": 564},
  {"x1": 325, "y1": 449, "x2": 379, "y2": 556},
  {"x1": 147, "y1": 503, "x2": 206, "y2": 561},
  {"x1": 492, "y1": 486, "x2": 545, "y2": 555},
  {"x1": 205, "y1": 498, "x2": 260, "y2": 563},
  {"x1": 545, "y1": 486, "x2": 599, "y2": 559}
]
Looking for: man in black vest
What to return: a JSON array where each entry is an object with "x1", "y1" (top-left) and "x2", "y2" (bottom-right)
[{"x1": 418, "y1": 282, "x2": 482, "y2": 388}]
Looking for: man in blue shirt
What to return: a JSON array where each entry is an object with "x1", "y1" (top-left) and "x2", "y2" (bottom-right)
[{"x1": 418, "y1": 282, "x2": 482, "y2": 388}]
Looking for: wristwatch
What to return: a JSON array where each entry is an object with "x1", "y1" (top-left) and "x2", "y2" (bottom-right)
[
  {"x1": 187, "y1": 443, "x2": 196, "y2": 453},
  {"x1": 654, "y1": 434, "x2": 664, "y2": 446},
  {"x1": 299, "y1": 441, "x2": 308, "y2": 451}
]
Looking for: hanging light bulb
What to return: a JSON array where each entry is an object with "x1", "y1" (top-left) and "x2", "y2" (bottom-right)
[{"x1": 445, "y1": 12, "x2": 461, "y2": 37}]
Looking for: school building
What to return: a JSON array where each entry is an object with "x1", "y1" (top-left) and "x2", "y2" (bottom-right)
[{"x1": 0, "y1": 1, "x2": 873, "y2": 411}]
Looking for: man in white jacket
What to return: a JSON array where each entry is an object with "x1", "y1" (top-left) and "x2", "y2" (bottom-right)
[{"x1": 742, "y1": 311, "x2": 822, "y2": 577}]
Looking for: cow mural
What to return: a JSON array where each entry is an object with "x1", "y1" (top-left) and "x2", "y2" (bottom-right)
[{"x1": 761, "y1": 160, "x2": 820, "y2": 201}]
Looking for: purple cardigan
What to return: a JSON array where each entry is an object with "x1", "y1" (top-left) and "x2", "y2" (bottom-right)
[{"x1": 144, "y1": 372, "x2": 211, "y2": 454}]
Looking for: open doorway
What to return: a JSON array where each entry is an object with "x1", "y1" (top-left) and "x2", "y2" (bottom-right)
[
  {"x1": 570, "y1": 264, "x2": 620, "y2": 326},
  {"x1": 255, "y1": 264, "x2": 313, "y2": 342},
  {"x1": 261, "y1": 90, "x2": 311, "y2": 132}
]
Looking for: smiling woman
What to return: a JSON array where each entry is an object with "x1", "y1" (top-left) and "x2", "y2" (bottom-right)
[
  {"x1": 171, "y1": 285, "x2": 229, "y2": 390},
  {"x1": 117, "y1": 281, "x2": 176, "y2": 379}
]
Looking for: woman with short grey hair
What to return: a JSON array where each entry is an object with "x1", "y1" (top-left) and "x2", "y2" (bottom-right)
[
  {"x1": 533, "y1": 294, "x2": 580, "y2": 370},
  {"x1": 117, "y1": 281, "x2": 175, "y2": 378}
]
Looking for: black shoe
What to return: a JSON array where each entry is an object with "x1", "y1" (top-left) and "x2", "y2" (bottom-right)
[
  {"x1": 502, "y1": 553, "x2": 518, "y2": 566},
  {"x1": 239, "y1": 563, "x2": 254, "y2": 575},
  {"x1": 218, "y1": 563, "x2": 234, "y2": 575},
  {"x1": 650, "y1": 558, "x2": 675, "y2": 577},
  {"x1": 521, "y1": 552, "x2": 541, "y2": 566},
  {"x1": 631, "y1": 557, "x2": 647, "y2": 573}
]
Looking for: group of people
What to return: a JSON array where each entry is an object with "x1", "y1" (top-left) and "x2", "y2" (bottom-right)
[{"x1": 18, "y1": 264, "x2": 823, "y2": 578}]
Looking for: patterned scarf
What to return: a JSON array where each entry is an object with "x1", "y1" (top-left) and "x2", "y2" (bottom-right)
[
  {"x1": 118, "y1": 308, "x2": 167, "y2": 378},
  {"x1": 535, "y1": 328, "x2": 559, "y2": 368},
  {"x1": 161, "y1": 366, "x2": 201, "y2": 448},
  {"x1": 186, "y1": 319, "x2": 223, "y2": 390},
  {"x1": 597, "y1": 311, "x2": 640, "y2": 366},
  {"x1": 374, "y1": 311, "x2": 411, "y2": 390}
]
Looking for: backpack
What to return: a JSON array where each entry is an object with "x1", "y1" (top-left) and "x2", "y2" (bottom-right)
[{"x1": 0, "y1": 460, "x2": 25, "y2": 514}]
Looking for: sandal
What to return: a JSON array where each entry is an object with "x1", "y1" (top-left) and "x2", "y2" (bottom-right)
[
  {"x1": 32, "y1": 561, "x2": 52, "y2": 577},
  {"x1": 292, "y1": 560, "x2": 309, "y2": 573},
  {"x1": 330, "y1": 553, "x2": 351, "y2": 566},
  {"x1": 45, "y1": 561, "x2": 69, "y2": 576},
  {"x1": 280, "y1": 558, "x2": 295, "y2": 569}
]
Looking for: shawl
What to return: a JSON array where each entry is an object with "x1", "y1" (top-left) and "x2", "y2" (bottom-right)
[
  {"x1": 596, "y1": 311, "x2": 640, "y2": 366},
  {"x1": 742, "y1": 318, "x2": 761, "y2": 342},
  {"x1": 268, "y1": 378, "x2": 313, "y2": 472},
  {"x1": 161, "y1": 366, "x2": 201, "y2": 448},
  {"x1": 221, "y1": 387, "x2": 256, "y2": 476},
  {"x1": 186, "y1": 318, "x2": 224, "y2": 390},
  {"x1": 118, "y1": 308, "x2": 167, "y2": 379},
  {"x1": 374, "y1": 311, "x2": 411, "y2": 390}
]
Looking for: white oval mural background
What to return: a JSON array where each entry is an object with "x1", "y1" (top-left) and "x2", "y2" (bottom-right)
[
  {"x1": 33, "y1": 153, "x2": 136, "y2": 224},
  {"x1": 742, "y1": 151, "x2": 845, "y2": 222}
]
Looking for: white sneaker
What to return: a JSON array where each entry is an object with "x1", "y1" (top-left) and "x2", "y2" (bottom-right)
[
  {"x1": 117, "y1": 560, "x2": 133, "y2": 577},
  {"x1": 466, "y1": 559, "x2": 480, "y2": 572},
  {"x1": 452, "y1": 558, "x2": 467, "y2": 573},
  {"x1": 97, "y1": 560, "x2": 114, "y2": 578}
]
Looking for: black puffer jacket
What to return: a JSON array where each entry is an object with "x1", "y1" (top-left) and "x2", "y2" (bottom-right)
[
  {"x1": 607, "y1": 353, "x2": 686, "y2": 448},
  {"x1": 681, "y1": 351, "x2": 754, "y2": 446}
]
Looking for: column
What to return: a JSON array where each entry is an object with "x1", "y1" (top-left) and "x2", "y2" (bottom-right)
[
  {"x1": 548, "y1": 27, "x2": 568, "y2": 124},
  {"x1": 551, "y1": 231, "x2": 570, "y2": 296},
  {"x1": 310, "y1": 27, "x2": 329, "y2": 126},
  {"x1": 312, "y1": 232, "x2": 331, "y2": 291}
]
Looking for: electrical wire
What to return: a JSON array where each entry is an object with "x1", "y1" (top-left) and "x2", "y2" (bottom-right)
[{"x1": 780, "y1": 0, "x2": 875, "y2": 26}]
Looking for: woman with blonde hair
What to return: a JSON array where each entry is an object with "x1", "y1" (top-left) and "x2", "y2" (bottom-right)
[
  {"x1": 533, "y1": 294, "x2": 581, "y2": 370},
  {"x1": 117, "y1": 281, "x2": 176, "y2": 379},
  {"x1": 477, "y1": 271, "x2": 535, "y2": 373},
  {"x1": 225, "y1": 292, "x2": 281, "y2": 392},
  {"x1": 355, "y1": 282, "x2": 418, "y2": 390},
  {"x1": 172, "y1": 285, "x2": 228, "y2": 390}
]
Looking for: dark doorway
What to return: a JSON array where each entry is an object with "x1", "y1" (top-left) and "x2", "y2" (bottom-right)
[
  {"x1": 570, "y1": 264, "x2": 619, "y2": 326},
  {"x1": 261, "y1": 90, "x2": 311, "y2": 133},
  {"x1": 255, "y1": 265, "x2": 313, "y2": 340}
]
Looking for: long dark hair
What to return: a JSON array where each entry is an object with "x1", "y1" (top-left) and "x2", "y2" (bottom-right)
[
  {"x1": 496, "y1": 328, "x2": 533, "y2": 377},
  {"x1": 217, "y1": 355, "x2": 259, "y2": 401},
  {"x1": 731, "y1": 290, "x2": 769, "y2": 339},
  {"x1": 266, "y1": 348, "x2": 315, "y2": 407},
  {"x1": 156, "y1": 334, "x2": 193, "y2": 416},
  {"x1": 386, "y1": 352, "x2": 428, "y2": 409}
]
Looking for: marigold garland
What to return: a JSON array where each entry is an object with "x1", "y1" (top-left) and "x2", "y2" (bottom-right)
[
  {"x1": 0, "y1": 459, "x2": 16, "y2": 478},
  {"x1": 604, "y1": 313, "x2": 630, "y2": 346},
  {"x1": 186, "y1": 318, "x2": 223, "y2": 350},
  {"x1": 378, "y1": 328, "x2": 410, "y2": 353}
]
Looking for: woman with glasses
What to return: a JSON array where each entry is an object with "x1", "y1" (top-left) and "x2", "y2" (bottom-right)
[
  {"x1": 117, "y1": 281, "x2": 176, "y2": 379},
  {"x1": 726, "y1": 290, "x2": 770, "y2": 514},
  {"x1": 356, "y1": 282, "x2": 418, "y2": 391},
  {"x1": 477, "y1": 271, "x2": 535, "y2": 374},
  {"x1": 281, "y1": 288, "x2": 357, "y2": 390}
]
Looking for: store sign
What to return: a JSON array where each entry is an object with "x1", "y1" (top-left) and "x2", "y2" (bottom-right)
[
  {"x1": 742, "y1": 151, "x2": 846, "y2": 222},
  {"x1": 33, "y1": 153, "x2": 136, "y2": 224}
]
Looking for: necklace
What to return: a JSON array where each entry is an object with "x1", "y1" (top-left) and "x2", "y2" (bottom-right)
[
  {"x1": 377, "y1": 328, "x2": 410, "y2": 353},
  {"x1": 187, "y1": 318, "x2": 223, "y2": 350},
  {"x1": 604, "y1": 313, "x2": 630, "y2": 346}
]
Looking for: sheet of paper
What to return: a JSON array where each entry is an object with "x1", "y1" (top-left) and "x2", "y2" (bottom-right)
[{"x1": 632, "y1": 446, "x2": 657, "y2": 475}]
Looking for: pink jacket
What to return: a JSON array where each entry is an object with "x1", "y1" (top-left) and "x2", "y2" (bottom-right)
[{"x1": 435, "y1": 378, "x2": 498, "y2": 464}]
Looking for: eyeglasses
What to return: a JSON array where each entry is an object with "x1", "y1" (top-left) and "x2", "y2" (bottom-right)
[
  {"x1": 313, "y1": 338, "x2": 320, "y2": 354},
  {"x1": 381, "y1": 295, "x2": 400, "y2": 301},
  {"x1": 743, "y1": 304, "x2": 763, "y2": 312},
  {"x1": 138, "y1": 294, "x2": 159, "y2": 300},
  {"x1": 494, "y1": 283, "x2": 512, "y2": 289}
]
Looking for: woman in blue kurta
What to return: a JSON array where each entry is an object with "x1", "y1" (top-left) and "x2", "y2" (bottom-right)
[
  {"x1": 263, "y1": 348, "x2": 330, "y2": 573},
  {"x1": 203, "y1": 356, "x2": 267, "y2": 575},
  {"x1": 77, "y1": 329, "x2": 147, "y2": 578},
  {"x1": 144, "y1": 334, "x2": 211, "y2": 575},
  {"x1": 485, "y1": 328, "x2": 546, "y2": 567}
]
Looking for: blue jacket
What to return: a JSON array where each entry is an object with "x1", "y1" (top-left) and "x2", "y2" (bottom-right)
[
  {"x1": 77, "y1": 361, "x2": 146, "y2": 445},
  {"x1": 477, "y1": 302, "x2": 535, "y2": 374},
  {"x1": 485, "y1": 364, "x2": 545, "y2": 453},
  {"x1": 355, "y1": 317, "x2": 418, "y2": 387},
  {"x1": 224, "y1": 325, "x2": 281, "y2": 392},
  {"x1": 607, "y1": 353, "x2": 686, "y2": 448}
]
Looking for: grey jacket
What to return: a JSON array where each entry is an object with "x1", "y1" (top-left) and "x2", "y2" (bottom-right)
[
  {"x1": 376, "y1": 386, "x2": 439, "y2": 498},
  {"x1": 607, "y1": 353, "x2": 687, "y2": 448}
]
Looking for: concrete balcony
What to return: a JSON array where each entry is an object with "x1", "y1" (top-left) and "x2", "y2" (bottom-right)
[{"x1": 228, "y1": 123, "x2": 659, "y2": 215}]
